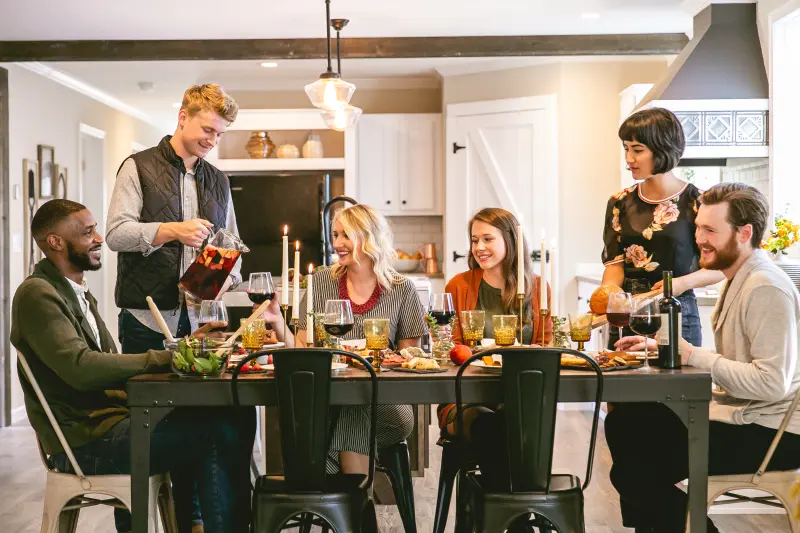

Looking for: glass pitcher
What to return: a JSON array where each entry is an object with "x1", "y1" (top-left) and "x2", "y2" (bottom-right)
[{"x1": 178, "y1": 228, "x2": 249, "y2": 301}]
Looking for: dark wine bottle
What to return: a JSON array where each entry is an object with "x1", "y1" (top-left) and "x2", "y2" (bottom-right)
[{"x1": 657, "y1": 271, "x2": 682, "y2": 368}]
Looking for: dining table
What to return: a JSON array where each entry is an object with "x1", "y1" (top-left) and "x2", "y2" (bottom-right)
[{"x1": 127, "y1": 363, "x2": 712, "y2": 533}]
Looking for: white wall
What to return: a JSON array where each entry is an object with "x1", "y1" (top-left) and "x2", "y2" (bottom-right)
[
  {"x1": 442, "y1": 58, "x2": 670, "y2": 317},
  {"x1": 4, "y1": 63, "x2": 164, "y2": 420}
]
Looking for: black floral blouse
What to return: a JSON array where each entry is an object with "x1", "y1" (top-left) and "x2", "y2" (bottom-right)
[{"x1": 602, "y1": 182, "x2": 702, "y2": 287}]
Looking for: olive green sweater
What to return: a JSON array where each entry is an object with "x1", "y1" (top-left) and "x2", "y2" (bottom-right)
[{"x1": 11, "y1": 259, "x2": 170, "y2": 455}]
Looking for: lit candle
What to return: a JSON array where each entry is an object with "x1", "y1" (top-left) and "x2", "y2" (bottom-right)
[
  {"x1": 281, "y1": 225, "x2": 289, "y2": 306},
  {"x1": 540, "y1": 230, "x2": 547, "y2": 312},
  {"x1": 292, "y1": 241, "x2": 300, "y2": 319},
  {"x1": 516, "y1": 225, "x2": 525, "y2": 295},
  {"x1": 549, "y1": 240, "x2": 558, "y2": 316},
  {"x1": 307, "y1": 263, "x2": 314, "y2": 345}
]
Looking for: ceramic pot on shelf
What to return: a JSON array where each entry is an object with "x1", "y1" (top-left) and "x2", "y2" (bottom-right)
[
  {"x1": 302, "y1": 131, "x2": 324, "y2": 158},
  {"x1": 245, "y1": 131, "x2": 275, "y2": 159},
  {"x1": 276, "y1": 144, "x2": 300, "y2": 159}
]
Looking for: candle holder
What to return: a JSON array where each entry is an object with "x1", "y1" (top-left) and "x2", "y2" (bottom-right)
[
  {"x1": 516, "y1": 293, "x2": 524, "y2": 345},
  {"x1": 307, "y1": 313, "x2": 315, "y2": 347},
  {"x1": 281, "y1": 304, "x2": 289, "y2": 345},
  {"x1": 540, "y1": 309, "x2": 548, "y2": 347},
  {"x1": 291, "y1": 317, "x2": 299, "y2": 339}
]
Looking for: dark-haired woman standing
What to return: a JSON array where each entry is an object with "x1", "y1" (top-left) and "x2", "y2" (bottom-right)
[{"x1": 601, "y1": 108, "x2": 724, "y2": 348}]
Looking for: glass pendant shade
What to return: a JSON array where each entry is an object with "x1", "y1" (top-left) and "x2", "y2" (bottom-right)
[
  {"x1": 305, "y1": 75, "x2": 355, "y2": 110},
  {"x1": 321, "y1": 105, "x2": 362, "y2": 131}
]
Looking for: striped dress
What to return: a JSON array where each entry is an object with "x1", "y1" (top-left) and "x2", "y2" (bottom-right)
[{"x1": 298, "y1": 267, "x2": 428, "y2": 473}]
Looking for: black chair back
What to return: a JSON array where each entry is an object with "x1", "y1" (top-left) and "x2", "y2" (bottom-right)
[
  {"x1": 455, "y1": 347, "x2": 603, "y2": 493},
  {"x1": 231, "y1": 348, "x2": 378, "y2": 491}
]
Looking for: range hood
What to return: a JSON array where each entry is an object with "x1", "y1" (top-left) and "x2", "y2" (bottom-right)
[{"x1": 638, "y1": 2, "x2": 769, "y2": 160}]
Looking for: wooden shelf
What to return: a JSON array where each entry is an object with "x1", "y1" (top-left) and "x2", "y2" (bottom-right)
[{"x1": 214, "y1": 158, "x2": 346, "y2": 172}]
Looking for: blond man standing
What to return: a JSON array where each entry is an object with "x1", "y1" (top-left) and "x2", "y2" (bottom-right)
[{"x1": 106, "y1": 84, "x2": 245, "y2": 533}]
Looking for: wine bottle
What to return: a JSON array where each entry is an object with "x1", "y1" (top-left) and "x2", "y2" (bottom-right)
[{"x1": 657, "y1": 271, "x2": 682, "y2": 368}]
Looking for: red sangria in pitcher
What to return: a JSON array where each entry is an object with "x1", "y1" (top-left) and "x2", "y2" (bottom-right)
[{"x1": 178, "y1": 228, "x2": 249, "y2": 301}]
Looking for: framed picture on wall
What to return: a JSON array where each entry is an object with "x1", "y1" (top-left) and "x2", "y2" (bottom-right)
[
  {"x1": 22, "y1": 159, "x2": 42, "y2": 276},
  {"x1": 54, "y1": 165, "x2": 68, "y2": 199},
  {"x1": 37, "y1": 144, "x2": 55, "y2": 199}
]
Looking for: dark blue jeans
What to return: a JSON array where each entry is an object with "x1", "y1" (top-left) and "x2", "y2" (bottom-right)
[
  {"x1": 52, "y1": 407, "x2": 256, "y2": 533},
  {"x1": 118, "y1": 308, "x2": 200, "y2": 532}
]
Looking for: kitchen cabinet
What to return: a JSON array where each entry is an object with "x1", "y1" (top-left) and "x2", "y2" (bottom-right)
[{"x1": 356, "y1": 114, "x2": 442, "y2": 216}]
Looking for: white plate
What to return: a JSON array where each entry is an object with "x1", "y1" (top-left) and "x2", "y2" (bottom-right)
[
  {"x1": 261, "y1": 362, "x2": 348, "y2": 372},
  {"x1": 469, "y1": 360, "x2": 503, "y2": 373},
  {"x1": 340, "y1": 339, "x2": 366, "y2": 350}
]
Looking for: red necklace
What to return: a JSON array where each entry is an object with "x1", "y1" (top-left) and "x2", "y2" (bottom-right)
[{"x1": 338, "y1": 275, "x2": 383, "y2": 315}]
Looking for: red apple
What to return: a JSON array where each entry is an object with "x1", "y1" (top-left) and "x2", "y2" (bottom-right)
[{"x1": 450, "y1": 344, "x2": 473, "y2": 365}]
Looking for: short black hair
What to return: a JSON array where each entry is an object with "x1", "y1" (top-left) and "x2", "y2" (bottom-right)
[
  {"x1": 618, "y1": 108, "x2": 685, "y2": 175},
  {"x1": 31, "y1": 199, "x2": 87, "y2": 242}
]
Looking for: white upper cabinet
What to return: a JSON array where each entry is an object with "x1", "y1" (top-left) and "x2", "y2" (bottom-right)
[{"x1": 355, "y1": 114, "x2": 442, "y2": 216}]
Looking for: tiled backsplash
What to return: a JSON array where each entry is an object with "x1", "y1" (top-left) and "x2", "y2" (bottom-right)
[
  {"x1": 722, "y1": 158, "x2": 769, "y2": 197},
  {"x1": 388, "y1": 215, "x2": 444, "y2": 268}
]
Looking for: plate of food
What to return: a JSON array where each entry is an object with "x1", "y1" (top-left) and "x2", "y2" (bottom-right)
[
  {"x1": 394, "y1": 356, "x2": 445, "y2": 373},
  {"x1": 469, "y1": 354, "x2": 503, "y2": 373},
  {"x1": 560, "y1": 351, "x2": 643, "y2": 371},
  {"x1": 260, "y1": 362, "x2": 348, "y2": 372}
]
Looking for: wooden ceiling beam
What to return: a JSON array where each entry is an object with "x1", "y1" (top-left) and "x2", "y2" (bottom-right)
[{"x1": 0, "y1": 34, "x2": 688, "y2": 62}]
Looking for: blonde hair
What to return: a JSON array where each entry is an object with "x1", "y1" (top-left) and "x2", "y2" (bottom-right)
[
  {"x1": 330, "y1": 204, "x2": 402, "y2": 291},
  {"x1": 180, "y1": 83, "x2": 238, "y2": 123}
]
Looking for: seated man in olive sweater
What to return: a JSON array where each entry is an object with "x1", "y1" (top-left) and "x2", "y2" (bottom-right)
[{"x1": 11, "y1": 199, "x2": 254, "y2": 533}]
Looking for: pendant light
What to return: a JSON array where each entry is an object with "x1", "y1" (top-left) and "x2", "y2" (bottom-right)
[
  {"x1": 304, "y1": 0, "x2": 355, "y2": 110},
  {"x1": 321, "y1": 18, "x2": 362, "y2": 131}
]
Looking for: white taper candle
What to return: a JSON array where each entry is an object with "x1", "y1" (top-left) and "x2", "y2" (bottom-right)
[
  {"x1": 292, "y1": 241, "x2": 300, "y2": 319},
  {"x1": 307, "y1": 263, "x2": 314, "y2": 345},
  {"x1": 281, "y1": 225, "x2": 289, "y2": 306},
  {"x1": 540, "y1": 230, "x2": 547, "y2": 311},
  {"x1": 516, "y1": 225, "x2": 525, "y2": 295}
]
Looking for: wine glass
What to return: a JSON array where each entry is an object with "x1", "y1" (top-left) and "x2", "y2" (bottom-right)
[
  {"x1": 568, "y1": 313, "x2": 593, "y2": 351},
  {"x1": 606, "y1": 292, "x2": 633, "y2": 345},
  {"x1": 247, "y1": 272, "x2": 275, "y2": 305},
  {"x1": 629, "y1": 296, "x2": 660, "y2": 373},
  {"x1": 323, "y1": 300, "x2": 355, "y2": 349},
  {"x1": 199, "y1": 300, "x2": 228, "y2": 333},
  {"x1": 430, "y1": 293, "x2": 455, "y2": 365}
]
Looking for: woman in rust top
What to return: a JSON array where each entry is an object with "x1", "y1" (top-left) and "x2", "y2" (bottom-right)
[{"x1": 437, "y1": 208, "x2": 552, "y2": 489}]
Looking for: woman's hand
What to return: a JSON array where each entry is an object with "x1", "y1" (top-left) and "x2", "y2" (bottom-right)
[
  {"x1": 614, "y1": 335, "x2": 657, "y2": 352},
  {"x1": 253, "y1": 297, "x2": 284, "y2": 328}
]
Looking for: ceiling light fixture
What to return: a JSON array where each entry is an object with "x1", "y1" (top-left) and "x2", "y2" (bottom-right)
[
  {"x1": 261, "y1": 62, "x2": 278, "y2": 68},
  {"x1": 581, "y1": 12, "x2": 600, "y2": 19},
  {"x1": 320, "y1": 17, "x2": 362, "y2": 131},
  {"x1": 305, "y1": 0, "x2": 356, "y2": 111}
]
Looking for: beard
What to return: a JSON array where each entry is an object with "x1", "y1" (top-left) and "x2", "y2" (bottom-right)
[
  {"x1": 67, "y1": 242, "x2": 102, "y2": 271},
  {"x1": 699, "y1": 233, "x2": 740, "y2": 271}
]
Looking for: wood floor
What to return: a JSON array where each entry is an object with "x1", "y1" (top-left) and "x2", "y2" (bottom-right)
[{"x1": 0, "y1": 411, "x2": 791, "y2": 533}]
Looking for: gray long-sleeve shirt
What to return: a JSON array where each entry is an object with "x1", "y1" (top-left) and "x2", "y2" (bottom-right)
[{"x1": 106, "y1": 158, "x2": 242, "y2": 335}]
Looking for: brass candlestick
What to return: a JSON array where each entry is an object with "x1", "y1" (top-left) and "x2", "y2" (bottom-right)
[
  {"x1": 517, "y1": 293, "x2": 524, "y2": 345},
  {"x1": 281, "y1": 304, "x2": 289, "y2": 344},
  {"x1": 540, "y1": 309, "x2": 548, "y2": 347},
  {"x1": 291, "y1": 317, "x2": 299, "y2": 341}
]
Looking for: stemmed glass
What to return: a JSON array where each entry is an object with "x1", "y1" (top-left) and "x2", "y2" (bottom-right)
[
  {"x1": 323, "y1": 300, "x2": 355, "y2": 350},
  {"x1": 606, "y1": 292, "x2": 633, "y2": 345},
  {"x1": 247, "y1": 272, "x2": 275, "y2": 305},
  {"x1": 430, "y1": 293, "x2": 455, "y2": 365},
  {"x1": 199, "y1": 300, "x2": 228, "y2": 332},
  {"x1": 629, "y1": 296, "x2": 660, "y2": 373}
]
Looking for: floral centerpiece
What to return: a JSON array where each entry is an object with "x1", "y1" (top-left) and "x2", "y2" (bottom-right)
[{"x1": 761, "y1": 217, "x2": 800, "y2": 256}]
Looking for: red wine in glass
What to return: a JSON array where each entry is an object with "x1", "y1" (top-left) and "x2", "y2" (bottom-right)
[
  {"x1": 247, "y1": 291, "x2": 274, "y2": 305},
  {"x1": 324, "y1": 323, "x2": 354, "y2": 336},
  {"x1": 629, "y1": 315, "x2": 661, "y2": 336},
  {"x1": 430, "y1": 310, "x2": 455, "y2": 325},
  {"x1": 607, "y1": 312, "x2": 631, "y2": 328}
]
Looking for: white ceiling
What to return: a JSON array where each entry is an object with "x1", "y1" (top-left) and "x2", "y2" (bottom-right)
[
  {"x1": 1, "y1": 0, "x2": 691, "y2": 40},
  {"x1": 5, "y1": 0, "x2": 692, "y2": 129}
]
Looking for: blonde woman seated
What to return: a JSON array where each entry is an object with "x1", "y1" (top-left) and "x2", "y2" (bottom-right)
[{"x1": 258, "y1": 204, "x2": 427, "y2": 474}]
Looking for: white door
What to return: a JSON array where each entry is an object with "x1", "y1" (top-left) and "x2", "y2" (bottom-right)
[
  {"x1": 445, "y1": 96, "x2": 558, "y2": 282},
  {"x1": 79, "y1": 126, "x2": 108, "y2": 323}
]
